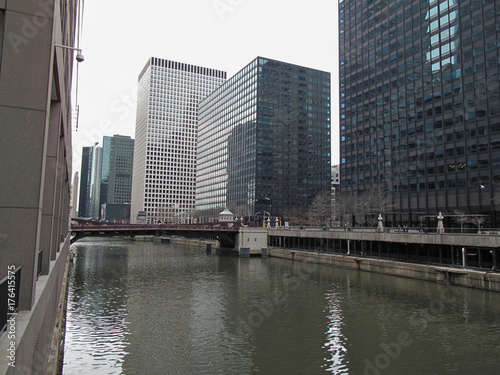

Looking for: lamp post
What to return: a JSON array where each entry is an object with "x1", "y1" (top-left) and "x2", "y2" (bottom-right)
[
  {"x1": 377, "y1": 214, "x2": 384, "y2": 233},
  {"x1": 437, "y1": 212, "x2": 445, "y2": 234}
]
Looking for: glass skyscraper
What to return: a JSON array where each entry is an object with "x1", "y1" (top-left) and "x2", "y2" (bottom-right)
[
  {"x1": 101, "y1": 135, "x2": 134, "y2": 205},
  {"x1": 197, "y1": 57, "x2": 331, "y2": 222},
  {"x1": 339, "y1": 0, "x2": 500, "y2": 226},
  {"x1": 131, "y1": 57, "x2": 226, "y2": 223},
  {"x1": 78, "y1": 143, "x2": 102, "y2": 219},
  {"x1": 100, "y1": 135, "x2": 134, "y2": 221}
]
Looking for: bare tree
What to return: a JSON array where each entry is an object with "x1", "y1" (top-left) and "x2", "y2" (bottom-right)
[
  {"x1": 335, "y1": 190, "x2": 360, "y2": 226},
  {"x1": 227, "y1": 204, "x2": 252, "y2": 221},
  {"x1": 282, "y1": 206, "x2": 307, "y2": 226},
  {"x1": 307, "y1": 191, "x2": 332, "y2": 226},
  {"x1": 452, "y1": 209, "x2": 468, "y2": 233},
  {"x1": 468, "y1": 215, "x2": 486, "y2": 233},
  {"x1": 341, "y1": 187, "x2": 394, "y2": 227},
  {"x1": 361, "y1": 187, "x2": 394, "y2": 217}
]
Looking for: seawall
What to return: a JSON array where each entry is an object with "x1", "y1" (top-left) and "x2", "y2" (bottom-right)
[{"x1": 269, "y1": 248, "x2": 500, "y2": 292}]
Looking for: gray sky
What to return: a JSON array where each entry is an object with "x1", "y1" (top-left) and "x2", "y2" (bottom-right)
[{"x1": 72, "y1": 0, "x2": 339, "y2": 175}]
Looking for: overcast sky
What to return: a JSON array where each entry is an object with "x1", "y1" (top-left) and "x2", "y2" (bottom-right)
[{"x1": 72, "y1": 0, "x2": 339, "y2": 176}]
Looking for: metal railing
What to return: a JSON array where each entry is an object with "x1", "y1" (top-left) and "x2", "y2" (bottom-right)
[
  {"x1": 0, "y1": 266, "x2": 21, "y2": 333},
  {"x1": 274, "y1": 225, "x2": 500, "y2": 235}
]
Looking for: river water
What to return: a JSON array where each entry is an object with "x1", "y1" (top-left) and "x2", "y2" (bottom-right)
[{"x1": 63, "y1": 238, "x2": 500, "y2": 375}]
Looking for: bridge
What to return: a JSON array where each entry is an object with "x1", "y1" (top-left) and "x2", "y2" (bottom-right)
[
  {"x1": 70, "y1": 219, "x2": 267, "y2": 253},
  {"x1": 71, "y1": 219, "x2": 500, "y2": 271}
]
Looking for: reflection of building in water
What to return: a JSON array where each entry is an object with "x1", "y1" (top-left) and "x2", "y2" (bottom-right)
[
  {"x1": 197, "y1": 57, "x2": 331, "y2": 221},
  {"x1": 64, "y1": 244, "x2": 130, "y2": 374},
  {"x1": 339, "y1": 0, "x2": 500, "y2": 226}
]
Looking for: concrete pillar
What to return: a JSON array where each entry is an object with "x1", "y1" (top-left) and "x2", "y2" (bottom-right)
[{"x1": 240, "y1": 247, "x2": 250, "y2": 258}]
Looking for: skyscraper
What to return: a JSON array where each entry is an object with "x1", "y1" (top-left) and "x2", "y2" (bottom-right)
[
  {"x1": 100, "y1": 135, "x2": 134, "y2": 222},
  {"x1": 78, "y1": 143, "x2": 102, "y2": 219},
  {"x1": 339, "y1": 0, "x2": 500, "y2": 226},
  {"x1": 197, "y1": 57, "x2": 331, "y2": 222},
  {"x1": 131, "y1": 57, "x2": 226, "y2": 223},
  {"x1": 101, "y1": 135, "x2": 134, "y2": 204},
  {"x1": 71, "y1": 172, "x2": 79, "y2": 218}
]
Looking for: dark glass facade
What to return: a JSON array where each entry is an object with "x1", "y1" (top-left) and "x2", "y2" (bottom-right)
[
  {"x1": 101, "y1": 135, "x2": 135, "y2": 205},
  {"x1": 197, "y1": 57, "x2": 331, "y2": 220},
  {"x1": 339, "y1": 0, "x2": 500, "y2": 225}
]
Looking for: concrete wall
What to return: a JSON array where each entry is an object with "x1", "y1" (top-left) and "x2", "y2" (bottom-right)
[
  {"x1": 0, "y1": 0, "x2": 77, "y2": 373},
  {"x1": 268, "y1": 248, "x2": 500, "y2": 292},
  {"x1": 0, "y1": 238, "x2": 70, "y2": 375},
  {"x1": 0, "y1": 0, "x2": 74, "y2": 309}
]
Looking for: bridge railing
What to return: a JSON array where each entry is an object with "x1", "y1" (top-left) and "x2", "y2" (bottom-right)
[
  {"x1": 70, "y1": 221, "x2": 254, "y2": 232},
  {"x1": 274, "y1": 226, "x2": 500, "y2": 236}
]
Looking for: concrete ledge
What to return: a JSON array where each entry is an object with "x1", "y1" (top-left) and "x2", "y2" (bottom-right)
[
  {"x1": 0, "y1": 236, "x2": 70, "y2": 374},
  {"x1": 268, "y1": 248, "x2": 500, "y2": 292}
]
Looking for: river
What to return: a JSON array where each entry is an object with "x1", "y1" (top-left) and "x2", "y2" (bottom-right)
[{"x1": 63, "y1": 238, "x2": 500, "y2": 374}]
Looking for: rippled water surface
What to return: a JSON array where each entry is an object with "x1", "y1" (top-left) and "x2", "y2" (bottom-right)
[{"x1": 63, "y1": 238, "x2": 500, "y2": 374}]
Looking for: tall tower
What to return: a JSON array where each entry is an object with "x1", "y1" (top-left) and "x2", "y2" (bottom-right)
[
  {"x1": 339, "y1": 0, "x2": 500, "y2": 226},
  {"x1": 197, "y1": 57, "x2": 331, "y2": 222},
  {"x1": 131, "y1": 57, "x2": 226, "y2": 223},
  {"x1": 101, "y1": 135, "x2": 134, "y2": 205},
  {"x1": 71, "y1": 171, "x2": 79, "y2": 218},
  {"x1": 78, "y1": 143, "x2": 102, "y2": 219}
]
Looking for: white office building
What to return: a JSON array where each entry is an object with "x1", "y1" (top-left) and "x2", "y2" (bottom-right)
[{"x1": 131, "y1": 57, "x2": 226, "y2": 223}]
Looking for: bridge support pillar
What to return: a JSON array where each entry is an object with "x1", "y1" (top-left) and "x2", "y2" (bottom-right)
[
  {"x1": 240, "y1": 247, "x2": 250, "y2": 258},
  {"x1": 236, "y1": 228, "x2": 268, "y2": 256}
]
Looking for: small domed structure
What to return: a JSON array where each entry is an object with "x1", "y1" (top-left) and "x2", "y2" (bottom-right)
[{"x1": 219, "y1": 208, "x2": 234, "y2": 222}]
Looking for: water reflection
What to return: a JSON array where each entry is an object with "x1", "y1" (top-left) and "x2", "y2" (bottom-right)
[
  {"x1": 63, "y1": 239, "x2": 500, "y2": 375},
  {"x1": 63, "y1": 240, "x2": 129, "y2": 374},
  {"x1": 323, "y1": 288, "x2": 349, "y2": 374}
]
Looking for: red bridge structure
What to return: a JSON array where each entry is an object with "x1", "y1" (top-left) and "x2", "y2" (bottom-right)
[{"x1": 70, "y1": 218, "x2": 258, "y2": 249}]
